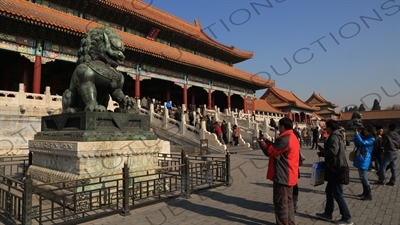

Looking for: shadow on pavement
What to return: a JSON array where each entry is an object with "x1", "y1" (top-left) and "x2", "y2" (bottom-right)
[
  {"x1": 243, "y1": 157, "x2": 268, "y2": 161},
  {"x1": 196, "y1": 190, "x2": 275, "y2": 213},
  {"x1": 295, "y1": 211, "x2": 330, "y2": 223},
  {"x1": 252, "y1": 182, "x2": 326, "y2": 195},
  {"x1": 167, "y1": 199, "x2": 274, "y2": 225}
]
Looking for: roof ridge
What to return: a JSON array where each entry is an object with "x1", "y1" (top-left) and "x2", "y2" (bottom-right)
[
  {"x1": 270, "y1": 88, "x2": 319, "y2": 111},
  {"x1": 268, "y1": 88, "x2": 287, "y2": 101},
  {"x1": 315, "y1": 92, "x2": 328, "y2": 102},
  {"x1": 98, "y1": 0, "x2": 254, "y2": 58},
  {"x1": 291, "y1": 91, "x2": 318, "y2": 108}
]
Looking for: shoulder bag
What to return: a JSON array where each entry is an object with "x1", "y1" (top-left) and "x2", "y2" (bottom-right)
[{"x1": 348, "y1": 146, "x2": 359, "y2": 162}]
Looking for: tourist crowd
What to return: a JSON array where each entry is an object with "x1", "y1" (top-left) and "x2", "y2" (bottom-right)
[{"x1": 257, "y1": 118, "x2": 399, "y2": 225}]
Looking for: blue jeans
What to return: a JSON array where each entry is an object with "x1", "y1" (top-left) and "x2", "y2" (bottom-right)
[
  {"x1": 358, "y1": 168, "x2": 369, "y2": 186},
  {"x1": 325, "y1": 181, "x2": 351, "y2": 220},
  {"x1": 375, "y1": 154, "x2": 383, "y2": 172},
  {"x1": 379, "y1": 154, "x2": 398, "y2": 183}
]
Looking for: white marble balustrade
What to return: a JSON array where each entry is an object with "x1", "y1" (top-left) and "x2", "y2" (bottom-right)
[{"x1": 0, "y1": 84, "x2": 62, "y2": 116}]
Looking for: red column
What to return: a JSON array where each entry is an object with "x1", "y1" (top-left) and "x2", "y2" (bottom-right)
[
  {"x1": 227, "y1": 93, "x2": 231, "y2": 109},
  {"x1": 135, "y1": 74, "x2": 140, "y2": 98},
  {"x1": 183, "y1": 84, "x2": 188, "y2": 107},
  {"x1": 32, "y1": 56, "x2": 42, "y2": 93},
  {"x1": 208, "y1": 89, "x2": 212, "y2": 109}
]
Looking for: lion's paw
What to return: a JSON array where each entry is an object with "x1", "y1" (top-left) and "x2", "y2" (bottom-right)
[
  {"x1": 120, "y1": 96, "x2": 136, "y2": 109},
  {"x1": 85, "y1": 104, "x2": 107, "y2": 112},
  {"x1": 63, "y1": 108, "x2": 76, "y2": 113}
]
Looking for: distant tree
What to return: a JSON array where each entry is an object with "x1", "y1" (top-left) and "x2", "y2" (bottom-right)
[
  {"x1": 344, "y1": 106, "x2": 348, "y2": 112},
  {"x1": 352, "y1": 106, "x2": 358, "y2": 111},
  {"x1": 359, "y1": 104, "x2": 366, "y2": 111},
  {"x1": 371, "y1": 99, "x2": 381, "y2": 110},
  {"x1": 384, "y1": 104, "x2": 400, "y2": 110}
]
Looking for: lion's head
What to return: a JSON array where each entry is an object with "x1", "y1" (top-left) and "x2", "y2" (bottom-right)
[{"x1": 77, "y1": 27, "x2": 125, "y2": 68}]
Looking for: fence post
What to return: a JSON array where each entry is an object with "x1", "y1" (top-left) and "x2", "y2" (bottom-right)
[
  {"x1": 29, "y1": 151, "x2": 33, "y2": 166},
  {"x1": 180, "y1": 149, "x2": 185, "y2": 165},
  {"x1": 225, "y1": 151, "x2": 231, "y2": 186},
  {"x1": 23, "y1": 171, "x2": 32, "y2": 225},
  {"x1": 121, "y1": 162, "x2": 131, "y2": 216},
  {"x1": 183, "y1": 155, "x2": 190, "y2": 198}
]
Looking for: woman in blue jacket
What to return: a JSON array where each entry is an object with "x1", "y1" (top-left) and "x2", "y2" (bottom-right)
[{"x1": 353, "y1": 125, "x2": 376, "y2": 200}]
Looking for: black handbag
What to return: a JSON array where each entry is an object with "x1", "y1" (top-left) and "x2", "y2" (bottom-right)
[
  {"x1": 340, "y1": 166, "x2": 350, "y2": 185},
  {"x1": 328, "y1": 165, "x2": 349, "y2": 185}
]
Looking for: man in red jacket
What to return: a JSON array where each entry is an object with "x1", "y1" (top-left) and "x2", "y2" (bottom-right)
[
  {"x1": 259, "y1": 118, "x2": 300, "y2": 225},
  {"x1": 214, "y1": 122, "x2": 225, "y2": 145}
]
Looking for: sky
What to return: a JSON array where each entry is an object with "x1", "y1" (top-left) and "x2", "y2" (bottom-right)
[{"x1": 142, "y1": 0, "x2": 400, "y2": 111}]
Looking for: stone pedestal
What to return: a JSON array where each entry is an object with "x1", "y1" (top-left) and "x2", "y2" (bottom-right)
[
  {"x1": 0, "y1": 115, "x2": 41, "y2": 155},
  {"x1": 29, "y1": 139, "x2": 168, "y2": 191},
  {"x1": 28, "y1": 111, "x2": 170, "y2": 194}
]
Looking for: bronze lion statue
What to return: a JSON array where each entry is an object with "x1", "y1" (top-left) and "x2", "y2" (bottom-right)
[
  {"x1": 62, "y1": 27, "x2": 137, "y2": 113},
  {"x1": 346, "y1": 111, "x2": 364, "y2": 130}
]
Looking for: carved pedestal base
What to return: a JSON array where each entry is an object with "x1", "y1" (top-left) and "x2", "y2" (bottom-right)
[
  {"x1": 34, "y1": 111, "x2": 157, "y2": 141},
  {"x1": 28, "y1": 139, "x2": 169, "y2": 191}
]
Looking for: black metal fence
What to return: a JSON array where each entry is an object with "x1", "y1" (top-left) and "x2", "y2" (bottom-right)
[
  {"x1": 0, "y1": 150, "x2": 230, "y2": 225},
  {"x1": 0, "y1": 154, "x2": 30, "y2": 179}
]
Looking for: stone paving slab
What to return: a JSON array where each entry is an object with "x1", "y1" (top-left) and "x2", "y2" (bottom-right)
[{"x1": 80, "y1": 146, "x2": 400, "y2": 225}]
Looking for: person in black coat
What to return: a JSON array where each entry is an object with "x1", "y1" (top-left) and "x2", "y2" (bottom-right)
[
  {"x1": 221, "y1": 120, "x2": 228, "y2": 144},
  {"x1": 310, "y1": 126, "x2": 319, "y2": 149}
]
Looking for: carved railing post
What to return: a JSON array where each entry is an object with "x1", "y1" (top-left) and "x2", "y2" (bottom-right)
[
  {"x1": 44, "y1": 86, "x2": 51, "y2": 107},
  {"x1": 23, "y1": 171, "x2": 32, "y2": 225},
  {"x1": 263, "y1": 117, "x2": 269, "y2": 134},
  {"x1": 182, "y1": 103, "x2": 186, "y2": 113},
  {"x1": 149, "y1": 103, "x2": 154, "y2": 123},
  {"x1": 180, "y1": 114, "x2": 186, "y2": 135},
  {"x1": 200, "y1": 120, "x2": 206, "y2": 139},
  {"x1": 18, "y1": 83, "x2": 25, "y2": 112},
  {"x1": 121, "y1": 162, "x2": 131, "y2": 216},
  {"x1": 163, "y1": 103, "x2": 169, "y2": 129},
  {"x1": 227, "y1": 122, "x2": 232, "y2": 144},
  {"x1": 246, "y1": 114, "x2": 251, "y2": 129},
  {"x1": 253, "y1": 122, "x2": 259, "y2": 138},
  {"x1": 214, "y1": 106, "x2": 219, "y2": 121}
]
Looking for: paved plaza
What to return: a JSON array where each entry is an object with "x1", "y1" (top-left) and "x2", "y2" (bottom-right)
[{"x1": 81, "y1": 146, "x2": 400, "y2": 225}]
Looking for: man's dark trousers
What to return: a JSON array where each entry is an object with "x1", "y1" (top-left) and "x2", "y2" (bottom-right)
[
  {"x1": 324, "y1": 181, "x2": 351, "y2": 220},
  {"x1": 311, "y1": 136, "x2": 318, "y2": 149},
  {"x1": 273, "y1": 182, "x2": 295, "y2": 225}
]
